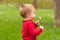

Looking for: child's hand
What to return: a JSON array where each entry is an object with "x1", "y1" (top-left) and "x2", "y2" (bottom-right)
[
  {"x1": 35, "y1": 16, "x2": 42, "y2": 25},
  {"x1": 40, "y1": 25, "x2": 44, "y2": 30},
  {"x1": 35, "y1": 20, "x2": 40, "y2": 25}
]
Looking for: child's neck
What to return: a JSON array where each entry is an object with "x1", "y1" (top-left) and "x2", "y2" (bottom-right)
[{"x1": 23, "y1": 18, "x2": 32, "y2": 21}]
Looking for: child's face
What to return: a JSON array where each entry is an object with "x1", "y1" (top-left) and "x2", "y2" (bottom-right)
[{"x1": 27, "y1": 8, "x2": 36, "y2": 20}]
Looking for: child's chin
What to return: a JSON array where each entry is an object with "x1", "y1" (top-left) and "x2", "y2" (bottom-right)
[{"x1": 32, "y1": 18, "x2": 35, "y2": 20}]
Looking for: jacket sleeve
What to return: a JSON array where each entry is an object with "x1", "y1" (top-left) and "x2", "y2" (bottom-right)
[
  {"x1": 33, "y1": 23, "x2": 38, "y2": 28},
  {"x1": 28, "y1": 22, "x2": 43, "y2": 36}
]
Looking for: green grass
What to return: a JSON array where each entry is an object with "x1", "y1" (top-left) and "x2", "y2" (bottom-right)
[{"x1": 0, "y1": 5, "x2": 60, "y2": 40}]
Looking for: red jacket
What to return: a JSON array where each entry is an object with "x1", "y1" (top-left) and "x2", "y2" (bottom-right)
[{"x1": 22, "y1": 20, "x2": 42, "y2": 40}]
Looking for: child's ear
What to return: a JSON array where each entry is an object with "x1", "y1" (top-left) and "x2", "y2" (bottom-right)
[
  {"x1": 26, "y1": 12, "x2": 30, "y2": 17},
  {"x1": 26, "y1": 13, "x2": 29, "y2": 16}
]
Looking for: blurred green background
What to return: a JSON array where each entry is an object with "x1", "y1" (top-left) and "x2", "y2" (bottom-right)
[{"x1": 0, "y1": 0, "x2": 54, "y2": 9}]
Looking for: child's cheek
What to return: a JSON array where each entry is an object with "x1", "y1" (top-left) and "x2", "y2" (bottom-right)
[
  {"x1": 34, "y1": 14, "x2": 36, "y2": 18},
  {"x1": 32, "y1": 14, "x2": 36, "y2": 19}
]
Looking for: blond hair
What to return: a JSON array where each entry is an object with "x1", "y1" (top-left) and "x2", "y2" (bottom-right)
[{"x1": 20, "y1": 4, "x2": 34, "y2": 18}]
